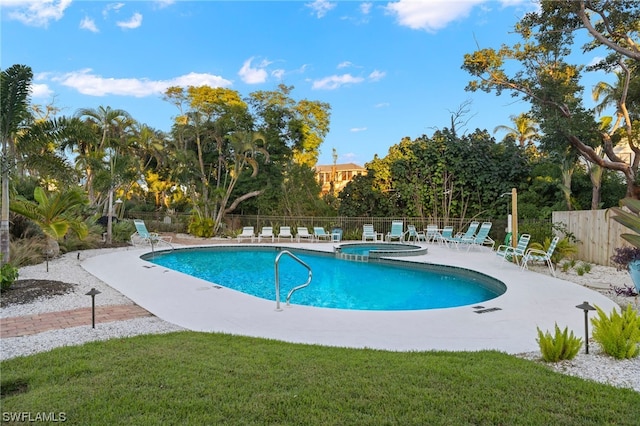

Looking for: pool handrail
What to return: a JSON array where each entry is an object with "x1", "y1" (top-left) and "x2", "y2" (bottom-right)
[{"x1": 274, "y1": 250, "x2": 313, "y2": 311}]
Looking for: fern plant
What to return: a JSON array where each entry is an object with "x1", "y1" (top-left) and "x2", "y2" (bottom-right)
[
  {"x1": 536, "y1": 324, "x2": 583, "y2": 362},
  {"x1": 591, "y1": 305, "x2": 640, "y2": 359}
]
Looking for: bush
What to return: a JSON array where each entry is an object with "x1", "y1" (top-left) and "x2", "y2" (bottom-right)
[
  {"x1": 188, "y1": 215, "x2": 214, "y2": 238},
  {"x1": 591, "y1": 305, "x2": 640, "y2": 359},
  {"x1": 536, "y1": 324, "x2": 582, "y2": 362},
  {"x1": 0, "y1": 263, "x2": 19, "y2": 292}
]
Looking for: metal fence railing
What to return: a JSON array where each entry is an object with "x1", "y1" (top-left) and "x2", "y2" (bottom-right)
[{"x1": 124, "y1": 211, "x2": 552, "y2": 247}]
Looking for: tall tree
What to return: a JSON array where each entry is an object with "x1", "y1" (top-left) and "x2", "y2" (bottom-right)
[
  {"x1": 1, "y1": 64, "x2": 33, "y2": 265},
  {"x1": 462, "y1": 0, "x2": 639, "y2": 197}
]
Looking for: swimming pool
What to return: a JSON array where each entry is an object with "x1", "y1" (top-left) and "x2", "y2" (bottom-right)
[{"x1": 144, "y1": 247, "x2": 505, "y2": 311}]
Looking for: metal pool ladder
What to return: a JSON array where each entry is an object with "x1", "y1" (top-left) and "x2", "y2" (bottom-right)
[{"x1": 274, "y1": 250, "x2": 312, "y2": 311}]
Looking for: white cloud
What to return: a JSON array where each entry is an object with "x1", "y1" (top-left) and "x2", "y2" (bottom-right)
[
  {"x1": 360, "y1": 2, "x2": 372, "y2": 15},
  {"x1": 238, "y1": 57, "x2": 269, "y2": 84},
  {"x1": 337, "y1": 61, "x2": 354, "y2": 69},
  {"x1": 312, "y1": 74, "x2": 364, "y2": 90},
  {"x1": 306, "y1": 0, "x2": 336, "y2": 18},
  {"x1": 385, "y1": 0, "x2": 483, "y2": 32},
  {"x1": 272, "y1": 69, "x2": 285, "y2": 80},
  {"x1": 5, "y1": 0, "x2": 72, "y2": 28},
  {"x1": 103, "y1": 2, "x2": 125, "y2": 19},
  {"x1": 30, "y1": 83, "x2": 54, "y2": 99},
  {"x1": 350, "y1": 127, "x2": 367, "y2": 132},
  {"x1": 368, "y1": 70, "x2": 386, "y2": 81},
  {"x1": 79, "y1": 16, "x2": 98, "y2": 33},
  {"x1": 117, "y1": 12, "x2": 143, "y2": 29},
  {"x1": 50, "y1": 69, "x2": 232, "y2": 97},
  {"x1": 374, "y1": 102, "x2": 390, "y2": 108}
]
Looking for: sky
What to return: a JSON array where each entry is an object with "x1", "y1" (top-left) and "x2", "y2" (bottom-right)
[{"x1": 1, "y1": 0, "x2": 610, "y2": 166}]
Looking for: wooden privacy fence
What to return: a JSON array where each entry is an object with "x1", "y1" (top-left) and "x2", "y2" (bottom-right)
[{"x1": 553, "y1": 209, "x2": 631, "y2": 266}]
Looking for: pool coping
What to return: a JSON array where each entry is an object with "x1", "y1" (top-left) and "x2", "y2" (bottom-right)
[{"x1": 82, "y1": 242, "x2": 619, "y2": 354}]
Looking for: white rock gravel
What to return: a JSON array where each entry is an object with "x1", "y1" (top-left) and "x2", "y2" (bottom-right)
[{"x1": 1, "y1": 248, "x2": 638, "y2": 393}]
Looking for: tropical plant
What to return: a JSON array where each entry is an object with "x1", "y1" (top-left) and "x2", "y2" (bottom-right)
[
  {"x1": 609, "y1": 198, "x2": 640, "y2": 249},
  {"x1": 527, "y1": 237, "x2": 577, "y2": 265},
  {"x1": 611, "y1": 246, "x2": 640, "y2": 271},
  {"x1": 1, "y1": 64, "x2": 33, "y2": 266},
  {"x1": 493, "y1": 113, "x2": 539, "y2": 147},
  {"x1": 10, "y1": 186, "x2": 89, "y2": 257},
  {"x1": 0, "y1": 262, "x2": 19, "y2": 291},
  {"x1": 536, "y1": 324, "x2": 582, "y2": 362},
  {"x1": 591, "y1": 305, "x2": 640, "y2": 360}
]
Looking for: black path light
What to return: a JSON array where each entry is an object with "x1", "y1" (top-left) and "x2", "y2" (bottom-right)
[
  {"x1": 86, "y1": 288, "x2": 101, "y2": 328},
  {"x1": 575, "y1": 301, "x2": 596, "y2": 354}
]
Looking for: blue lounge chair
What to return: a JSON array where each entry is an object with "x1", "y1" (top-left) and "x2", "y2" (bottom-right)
[
  {"x1": 443, "y1": 221, "x2": 479, "y2": 248},
  {"x1": 386, "y1": 221, "x2": 404, "y2": 242},
  {"x1": 461, "y1": 222, "x2": 494, "y2": 251},
  {"x1": 313, "y1": 227, "x2": 332, "y2": 242},
  {"x1": 522, "y1": 236, "x2": 560, "y2": 277},
  {"x1": 436, "y1": 226, "x2": 454, "y2": 245},
  {"x1": 131, "y1": 219, "x2": 173, "y2": 248},
  {"x1": 496, "y1": 234, "x2": 531, "y2": 265}
]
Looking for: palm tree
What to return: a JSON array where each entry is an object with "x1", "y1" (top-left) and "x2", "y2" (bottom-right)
[
  {"x1": 10, "y1": 187, "x2": 88, "y2": 257},
  {"x1": 1, "y1": 64, "x2": 33, "y2": 266},
  {"x1": 73, "y1": 106, "x2": 133, "y2": 206},
  {"x1": 493, "y1": 113, "x2": 539, "y2": 147}
]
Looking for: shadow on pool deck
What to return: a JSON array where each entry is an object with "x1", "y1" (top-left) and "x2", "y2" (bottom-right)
[{"x1": 81, "y1": 241, "x2": 619, "y2": 354}]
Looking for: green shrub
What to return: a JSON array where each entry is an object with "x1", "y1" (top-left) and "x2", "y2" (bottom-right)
[
  {"x1": 536, "y1": 324, "x2": 582, "y2": 362},
  {"x1": 561, "y1": 262, "x2": 571, "y2": 273},
  {"x1": 0, "y1": 263, "x2": 19, "y2": 292},
  {"x1": 591, "y1": 305, "x2": 640, "y2": 359},
  {"x1": 582, "y1": 262, "x2": 592, "y2": 273},
  {"x1": 575, "y1": 265, "x2": 585, "y2": 276},
  {"x1": 188, "y1": 215, "x2": 214, "y2": 238}
]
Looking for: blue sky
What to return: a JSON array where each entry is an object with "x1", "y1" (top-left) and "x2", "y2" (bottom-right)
[{"x1": 1, "y1": 0, "x2": 608, "y2": 165}]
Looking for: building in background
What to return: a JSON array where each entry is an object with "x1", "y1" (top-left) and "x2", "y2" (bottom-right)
[{"x1": 315, "y1": 163, "x2": 367, "y2": 195}]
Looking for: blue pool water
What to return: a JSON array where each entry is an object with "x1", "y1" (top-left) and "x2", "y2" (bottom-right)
[
  {"x1": 144, "y1": 248, "x2": 505, "y2": 311},
  {"x1": 339, "y1": 244, "x2": 409, "y2": 256}
]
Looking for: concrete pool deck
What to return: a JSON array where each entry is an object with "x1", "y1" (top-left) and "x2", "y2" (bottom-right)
[{"x1": 82, "y1": 242, "x2": 619, "y2": 354}]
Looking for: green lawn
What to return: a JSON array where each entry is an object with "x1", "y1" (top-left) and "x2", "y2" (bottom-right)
[{"x1": 2, "y1": 332, "x2": 639, "y2": 425}]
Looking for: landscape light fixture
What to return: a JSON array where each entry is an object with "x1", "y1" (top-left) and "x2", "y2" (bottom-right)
[
  {"x1": 86, "y1": 288, "x2": 101, "y2": 328},
  {"x1": 575, "y1": 301, "x2": 596, "y2": 354}
]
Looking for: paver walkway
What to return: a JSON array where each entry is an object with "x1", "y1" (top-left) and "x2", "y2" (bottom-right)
[{"x1": 1, "y1": 305, "x2": 152, "y2": 338}]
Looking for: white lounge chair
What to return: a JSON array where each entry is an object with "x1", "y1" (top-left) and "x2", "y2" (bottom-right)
[
  {"x1": 131, "y1": 219, "x2": 173, "y2": 248},
  {"x1": 313, "y1": 227, "x2": 332, "y2": 242},
  {"x1": 522, "y1": 236, "x2": 560, "y2": 277},
  {"x1": 386, "y1": 221, "x2": 404, "y2": 242},
  {"x1": 496, "y1": 234, "x2": 530, "y2": 266},
  {"x1": 460, "y1": 222, "x2": 494, "y2": 251},
  {"x1": 237, "y1": 226, "x2": 255, "y2": 243},
  {"x1": 404, "y1": 225, "x2": 426, "y2": 242},
  {"x1": 425, "y1": 224, "x2": 439, "y2": 243},
  {"x1": 297, "y1": 227, "x2": 313, "y2": 242},
  {"x1": 257, "y1": 226, "x2": 274, "y2": 243},
  {"x1": 362, "y1": 224, "x2": 380, "y2": 242},
  {"x1": 277, "y1": 226, "x2": 293, "y2": 242}
]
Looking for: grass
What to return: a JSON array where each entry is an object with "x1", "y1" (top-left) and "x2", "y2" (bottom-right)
[{"x1": 2, "y1": 332, "x2": 639, "y2": 425}]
